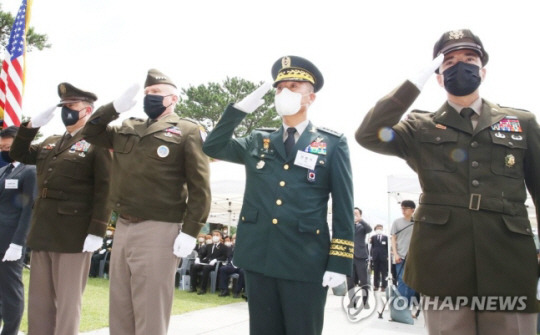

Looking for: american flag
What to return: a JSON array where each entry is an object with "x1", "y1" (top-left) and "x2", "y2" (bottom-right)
[{"x1": 0, "y1": 0, "x2": 33, "y2": 128}]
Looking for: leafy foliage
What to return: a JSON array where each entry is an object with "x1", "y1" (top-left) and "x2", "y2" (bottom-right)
[{"x1": 0, "y1": 4, "x2": 51, "y2": 53}]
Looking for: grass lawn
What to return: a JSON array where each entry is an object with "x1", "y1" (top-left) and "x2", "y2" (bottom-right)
[{"x1": 18, "y1": 268, "x2": 240, "y2": 332}]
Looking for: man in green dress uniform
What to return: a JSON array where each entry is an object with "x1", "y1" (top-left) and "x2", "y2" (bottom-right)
[
  {"x1": 356, "y1": 29, "x2": 540, "y2": 334},
  {"x1": 203, "y1": 56, "x2": 354, "y2": 335}
]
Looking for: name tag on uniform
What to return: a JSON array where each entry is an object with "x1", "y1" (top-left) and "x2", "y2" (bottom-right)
[
  {"x1": 5, "y1": 179, "x2": 18, "y2": 189},
  {"x1": 294, "y1": 151, "x2": 317, "y2": 170}
]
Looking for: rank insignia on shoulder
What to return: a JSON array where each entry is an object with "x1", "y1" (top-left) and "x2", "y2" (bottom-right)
[
  {"x1": 491, "y1": 116, "x2": 522, "y2": 132},
  {"x1": 318, "y1": 127, "x2": 342, "y2": 137}
]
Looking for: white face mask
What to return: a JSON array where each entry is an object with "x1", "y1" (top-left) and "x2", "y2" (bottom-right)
[
  {"x1": 274, "y1": 88, "x2": 303, "y2": 116},
  {"x1": 224, "y1": 242, "x2": 232, "y2": 247},
  {"x1": 212, "y1": 236, "x2": 220, "y2": 243},
  {"x1": 375, "y1": 229, "x2": 382, "y2": 235},
  {"x1": 206, "y1": 239, "x2": 213, "y2": 244},
  {"x1": 198, "y1": 238, "x2": 205, "y2": 243}
]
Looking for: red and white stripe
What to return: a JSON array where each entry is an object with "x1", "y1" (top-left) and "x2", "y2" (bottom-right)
[{"x1": 0, "y1": 51, "x2": 24, "y2": 127}]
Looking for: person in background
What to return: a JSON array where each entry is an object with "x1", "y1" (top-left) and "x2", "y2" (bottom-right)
[
  {"x1": 346, "y1": 207, "x2": 372, "y2": 309},
  {"x1": 369, "y1": 224, "x2": 388, "y2": 292}
]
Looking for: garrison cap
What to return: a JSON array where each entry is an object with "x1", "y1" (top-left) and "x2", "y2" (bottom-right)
[
  {"x1": 57, "y1": 83, "x2": 98, "y2": 106},
  {"x1": 433, "y1": 29, "x2": 489, "y2": 73},
  {"x1": 144, "y1": 68, "x2": 177, "y2": 88},
  {"x1": 271, "y1": 55, "x2": 324, "y2": 92}
]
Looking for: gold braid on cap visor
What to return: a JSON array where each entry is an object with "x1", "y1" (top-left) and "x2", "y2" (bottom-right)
[{"x1": 275, "y1": 68, "x2": 315, "y2": 85}]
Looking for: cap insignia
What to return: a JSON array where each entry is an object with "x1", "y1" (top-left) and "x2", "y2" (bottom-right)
[
  {"x1": 281, "y1": 56, "x2": 291, "y2": 69},
  {"x1": 449, "y1": 30, "x2": 464, "y2": 40},
  {"x1": 59, "y1": 84, "x2": 66, "y2": 94}
]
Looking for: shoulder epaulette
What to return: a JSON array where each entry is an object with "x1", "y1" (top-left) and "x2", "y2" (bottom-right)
[
  {"x1": 255, "y1": 127, "x2": 278, "y2": 133},
  {"x1": 180, "y1": 117, "x2": 201, "y2": 125},
  {"x1": 127, "y1": 117, "x2": 145, "y2": 122},
  {"x1": 317, "y1": 126, "x2": 343, "y2": 137},
  {"x1": 497, "y1": 105, "x2": 531, "y2": 113}
]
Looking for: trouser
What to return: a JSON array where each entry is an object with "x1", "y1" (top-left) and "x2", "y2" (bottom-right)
[
  {"x1": 190, "y1": 263, "x2": 214, "y2": 292},
  {"x1": 395, "y1": 260, "x2": 416, "y2": 305},
  {"x1": 218, "y1": 265, "x2": 244, "y2": 293},
  {"x1": 424, "y1": 305, "x2": 537, "y2": 335},
  {"x1": 27, "y1": 251, "x2": 91, "y2": 335},
  {"x1": 245, "y1": 271, "x2": 327, "y2": 335},
  {"x1": 109, "y1": 218, "x2": 180, "y2": 335},
  {"x1": 372, "y1": 258, "x2": 388, "y2": 289},
  {"x1": 346, "y1": 258, "x2": 369, "y2": 304},
  {"x1": 0, "y1": 254, "x2": 24, "y2": 335}
]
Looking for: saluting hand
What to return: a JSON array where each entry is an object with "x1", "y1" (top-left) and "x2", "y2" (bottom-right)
[
  {"x1": 234, "y1": 82, "x2": 272, "y2": 114},
  {"x1": 113, "y1": 83, "x2": 140, "y2": 114},
  {"x1": 29, "y1": 105, "x2": 57, "y2": 128},
  {"x1": 408, "y1": 53, "x2": 445, "y2": 90}
]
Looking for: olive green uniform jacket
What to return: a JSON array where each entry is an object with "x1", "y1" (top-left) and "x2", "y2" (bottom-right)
[
  {"x1": 203, "y1": 105, "x2": 354, "y2": 283},
  {"x1": 356, "y1": 80, "x2": 540, "y2": 312},
  {"x1": 10, "y1": 124, "x2": 111, "y2": 253},
  {"x1": 82, "y1": 103, "x2": 210, "y2": 237}
]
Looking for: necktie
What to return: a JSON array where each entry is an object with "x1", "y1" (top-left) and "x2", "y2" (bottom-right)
[
  {"x1": 460, "y1": 108, "x2": 475, "y2": 130},
  {"x1": 378, "y1": 235, "x2": 381, "y2": 242},
  {"x1": 284, "y1": 127, "x2": 297, "y2": 156},
  {"x1": 1, "y1": 163, "x2": 14, "y2": 179}
]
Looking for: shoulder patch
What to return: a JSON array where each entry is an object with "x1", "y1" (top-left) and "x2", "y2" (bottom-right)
[
  {"x1": 317, "y1": 126, "x2": 343, "y2": 137},
  {"x1": 255, "y1": 127, "x2": 278, "y2": 133}
]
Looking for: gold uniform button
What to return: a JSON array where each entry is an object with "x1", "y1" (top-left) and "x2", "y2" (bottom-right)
[
  {"x1": 283, "y1": 164, "x2": 289, "y2": 170},
  {"x1": 242, "y1": 216, "x2": 245, "y2": 221},
  {"x1": 316, "y1": 229, "x2": 320, "y2": 235},
  {"x1": 276, "y1": 199, "x2": 282, "y2": 206},
  {"x1": 279, "y1": 181, "x2": 286, "y2": 187},
  {"x1": 272, "y1": 218, "x2": 278, "y2": 224}
]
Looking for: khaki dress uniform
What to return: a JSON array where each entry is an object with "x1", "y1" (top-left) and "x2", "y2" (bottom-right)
[
  {"x1": 10, "y1": 121, "x2": 111, "y2": 335},
  {"x1": 203, "y1": 105, "x2": 354, "y2": 335},
  {"x1": 356, "y1": 80, "x2": 540, "y2": 315},
  {"x1": 82, "y1": 98, "x2": 211, "y2": 335}
]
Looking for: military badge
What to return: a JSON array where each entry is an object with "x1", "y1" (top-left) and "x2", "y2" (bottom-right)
[
  {"x1": 494, "y1": 132, "x2": 506, "y2": 138},
  {"x1": 281, "y1": 56, "x2": 291, "y2": 69},
  {"x1": 165, "y1": 126, "x2": 182, "y2": 136},
  {"x1": 511, "y1": 134, "x2": 523, "y2": 141},
  {"x1": 449, "y1": 30, "x2": 465, "y2": 40},
  {"x1": 71, "y1": 140, "x2": 91, "y2": 153},
  {"x1": 59, "y1": 84, "x2": 66, "y2": 95},
  {"x1": 43, "y1": 143, "x2": 56, "y2": 150},
  {"x1": 491, "y1": 117, "x2": 522, "y2": 132},
  {"x1": 157, "y1": 145, "x2": 170, "y2": 158},
  {"x1": 505, "y1": 154, "x2": 515, "y2": 167},
  {"x1": 263, "y1": 138, "x2": 270, "y2": 151},
  {"x1": 308, "y1": 141, "x2": 327, "y2": 155},
  {"x1": 256, "y1": 160, "x2": 265, "y2": 169},
  {"x1": 435, "y1": 124, "x2": 447, "y2": 130},
  {"x1": 199, "y1": 126, "x2": 207, "y2": 142},
  {"x1": 307, "y1": 170, "x2": 316, "y2": 183}
]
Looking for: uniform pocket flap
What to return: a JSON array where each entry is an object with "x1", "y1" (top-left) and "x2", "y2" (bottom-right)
[
  {"x1": 298, "y1": 219, "x2": 326, "y2": 234},
  {"x1": 57, "y1": 202, "x2": 91, "y2": 216},
  {"x1": 490, "y1": 132, "x2": 527, "y2": 149},
  {"x1": 502, "y1": 215, "x2": 533, "y2": 236},
  {"x1": 414, "y1": 206, "x2": 450, "y2": 225},
  {"x1": 240, "y1": 208, "x2": 258, "y2": 224},
  {"x1": 419, "y1": 128, "x2": 458, "y2": 144}
]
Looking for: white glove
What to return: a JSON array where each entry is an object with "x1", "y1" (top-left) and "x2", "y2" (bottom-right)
[
  {"x1": 173, "y1": 232, "x2": 196, "y2": 258},
  {"x1": 537, "y1": 278, "x2": 540, "y2": 300},
  {"x1": 209, "y1": 259, "x2": 217, "y2": 266},
  {"x1": 82, "y1": 234, "x2": 103, "y2": 252},
  {"x1": 30, "y1": 105, "x2": 57, "y2": 128},
  {"x1": 408, "y1": 54, "x2": 445, "y2": 91},
  {"x1": 2, "y1": 243, "x2": 22, "y2": 262},
  {"x1": 195, "y1": 257, "x2": 201, "y2": 264},
  {"x1": 113, "y1": 83, "x2": 140, "y2": 114},
  {"x1": 234, "y1": 82, "x2": 272, "y2": 114},
  {"x1": 322, "y1": 271, "x2": 346, "y2": 288}
]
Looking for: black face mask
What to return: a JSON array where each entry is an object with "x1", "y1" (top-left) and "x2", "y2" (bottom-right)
[
  {"x1": 61, "y1": 106, "x2": 84, "y2": 126},
  {"x1": 443, "y1": 62, "x2": 482, "y2": 96},
  {"x1": 1, "y1": 151, "x2": 14, "y2": 163},
  {"x1": 143, "y1": 94, "x2": 169, "y2": 120}
]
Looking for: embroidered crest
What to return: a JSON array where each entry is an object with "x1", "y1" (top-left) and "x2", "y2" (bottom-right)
[{"x1": 449, "y1": 30, "x2": 464, "y2": 40}]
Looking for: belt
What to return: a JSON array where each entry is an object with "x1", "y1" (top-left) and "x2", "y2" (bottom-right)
[
  {"x1": 40, "y1": 188, "x2": 91, "y2": 201},
  {"x1": 119, "y1": 213, "x2": 146, "y2": 223},
  {"x1": 419, "y1": 193, "x2": 524, "y2": 215}
]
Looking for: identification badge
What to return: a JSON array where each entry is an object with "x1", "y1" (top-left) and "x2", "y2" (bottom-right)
[
  {"x1": 157, "y1": 145, "x2": 170, "y2": 158},
  {"x1": 294, "y1": 151, "x2": 317, "y2": 170},
  {"x1": 5, "y1": 179, "x2": 18, "y2": 189}
]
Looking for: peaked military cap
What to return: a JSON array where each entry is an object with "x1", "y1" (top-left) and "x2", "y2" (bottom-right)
[
  {"x1": 144, "y1": 68, "x2": 177, "y2": 88},
  {"x1": 271, "y1": 55, "x2": 324, "y2": 92},
  {"x1": 433, "y1": 29, "x2": 489, "y2": 73},
  {"x1": 57, "y1": 82, "x2": 98, "y2": 106}
]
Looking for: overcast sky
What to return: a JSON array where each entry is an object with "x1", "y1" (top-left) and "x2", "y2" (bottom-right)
[{"x1": 4, "y1": 0, "x2": 540, "y2": 227}]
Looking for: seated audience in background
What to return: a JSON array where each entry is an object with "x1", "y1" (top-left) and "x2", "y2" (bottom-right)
[
  {"x1": 89, "y1": 226, "x2": 115, "y2": 277},
  {"x1": 189, "y1": 230, "x2": 227, "y2": 295}
]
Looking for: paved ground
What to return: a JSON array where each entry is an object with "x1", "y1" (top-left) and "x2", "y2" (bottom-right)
[{"x1": 80, "y1": 290, "x2": 427, "y2": 335}]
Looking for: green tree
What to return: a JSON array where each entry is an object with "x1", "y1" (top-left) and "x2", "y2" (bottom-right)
[
  {"x1": 0, "y1": 4, "x2": 51, "y2": 52},
  {"x1": 176, "y1": 77, "x2": 280, "y2": 137}
]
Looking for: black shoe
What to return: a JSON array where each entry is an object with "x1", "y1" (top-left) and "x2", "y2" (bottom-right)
[
  {"x1": 218, "y1": 289, "x2": 230, "y2": 297},
  {"x1": 197, "y1": 290, "x2": 206, "y2": 295}
]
